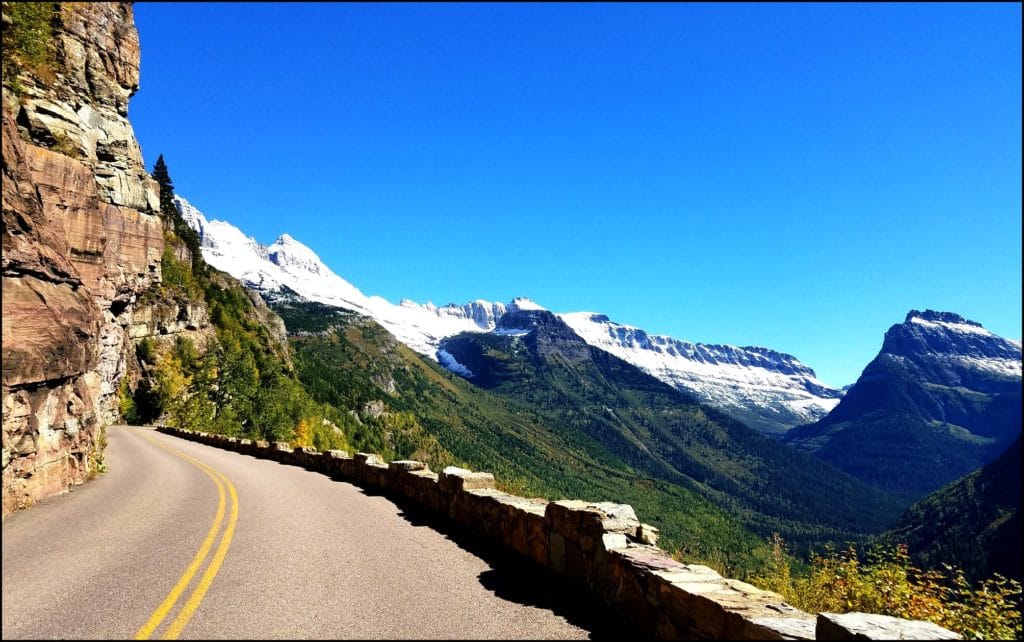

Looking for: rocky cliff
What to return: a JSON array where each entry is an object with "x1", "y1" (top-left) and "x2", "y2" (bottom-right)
[{"x1": 2, "y1": 2, "x2": 209, "y2": 514}]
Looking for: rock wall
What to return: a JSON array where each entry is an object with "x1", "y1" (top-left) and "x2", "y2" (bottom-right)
[
  {"x1": 163, "y1": 427, "x2": 961, "y2": 641},
  {"x1": 2, "y1": 2, "x2": 209, "y2": 514}
]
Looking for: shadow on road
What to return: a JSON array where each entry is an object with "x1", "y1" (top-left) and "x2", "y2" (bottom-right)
[
  {"x1": 253, "y1": 455, "x2": 644, "y2": 639},
  {"x1": 352, "y1": 483, "x2": 640, "y2": 640}
]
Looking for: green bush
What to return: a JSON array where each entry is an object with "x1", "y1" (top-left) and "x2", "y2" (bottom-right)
[
  {"x1": 1, "y1": 2, "x2": 58, "y2": 86},
  {"x1": 136, "y1": 337, "x2": 157, "y2": 363}
]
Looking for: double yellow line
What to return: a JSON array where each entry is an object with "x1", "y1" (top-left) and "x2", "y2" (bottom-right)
[{"x1": 134, "y1": 432, "x2": 239, "y2": 640}]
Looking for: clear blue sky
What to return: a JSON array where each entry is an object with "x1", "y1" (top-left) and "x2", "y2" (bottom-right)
[{"x1": 130, "y1": 2, "x2": 1021, "y2": 387}]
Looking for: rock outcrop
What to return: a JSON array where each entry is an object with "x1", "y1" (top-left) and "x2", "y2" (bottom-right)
[{"x1": 2, "y1": 2, "x2": 209, "y2": 514}]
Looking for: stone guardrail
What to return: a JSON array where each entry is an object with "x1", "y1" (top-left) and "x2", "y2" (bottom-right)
[{"x1": 156, "y1": 427, "x2": 960, "y2": 641}]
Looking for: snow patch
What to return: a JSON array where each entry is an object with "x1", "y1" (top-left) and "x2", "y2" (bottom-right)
[
  {"x1": 437, "y1": 350, "x2": 474, "y2": 378},
  {"x1": 494, "y1": 328, "x2": 533, "y2": 337},
  {"x1": 560, "y1": 311, "x2": 843, "y2": 432},
  {"x1": 909, "y1": 316, "x2": 995, "y2": 337},
  {"x1": 508, "y1": 297, "x2": 546, "y2": 312}
]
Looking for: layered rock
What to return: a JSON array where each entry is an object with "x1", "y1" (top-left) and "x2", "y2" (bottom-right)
[
  {"x1": 2, "y1": 110, "x2": 104, "y2": 513},
  {"x1": 2, "y1": 2, "x2": 210, "y2": 514}
]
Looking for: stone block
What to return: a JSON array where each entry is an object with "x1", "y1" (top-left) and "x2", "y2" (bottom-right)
[
  {"x1": 816, "y1": 613, "x2": 961, "y2": 640},
  {"x1": 438, "y1": 466, "x2": 496, "y2": 493},
  {"x1": 549, "y1": 532, "x2": 566, "y2": 576},
  {"x1": 387, "y1": 458, "x2": 428, "y2": 475},
  {"x1": 637, "y1": 522, "x2": 660, "y2": 546},
  {"x1": 602, "y1": 532, "x2": 630, "y2": 552},
  {"x1": 746, "y1": 616, "x2": 816, "y2": 640},
  {"x1": 545, "y1": 500, "x2": 640, "y2": 546}
]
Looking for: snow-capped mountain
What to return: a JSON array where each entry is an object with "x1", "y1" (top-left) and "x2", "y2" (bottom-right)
[
  {"x1": 176, "y1": 195, "x2": 841, "y2": 433},
  {"x1": 174, "y1": 195, "x2": 527, "y2": 355},
  {"x1": 561, "y1": 312, "x2": 842, "y2": 434},
  {"x1": 784, "y1": 309, "x2": 1022, "y2": 499},
  {"x1": 883, "y1": 310, "x2": 1022, "y2": 383}
]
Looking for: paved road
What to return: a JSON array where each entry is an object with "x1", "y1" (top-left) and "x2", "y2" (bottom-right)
[{"x1": 2, "y1": 426, "x2": 612, "y2": 639}]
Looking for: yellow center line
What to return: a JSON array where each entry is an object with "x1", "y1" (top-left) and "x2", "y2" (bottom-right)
[
  {"x1": 132, "y1": 430, "x2": 239, "y2": 640},
  {"x1": 161, "y1": 469, "x2": 239, "y2": 640}
]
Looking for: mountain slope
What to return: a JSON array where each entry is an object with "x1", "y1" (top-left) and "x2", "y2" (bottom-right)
[
  {"x1": 438, "y1": 308, "x2": 904, "y2": 553},
  {"x1": 883, "y1": 437, "x2": 1022, "y2": 582},
  {"x1": 561, "y1": 312, "x2": 843, "y2": 434},
  {"x1": 784, "y1": 310, "x2": 1022, "y2": 501},
  {"x1": 269, "y1": 298, "x2": 775, "y2": 575},
  {"x1": 178, "y1": 196, "x2": 841, "y2": 433},
  {"x1": 175, "y1": 195, "x2": 513, "y2": 355}
]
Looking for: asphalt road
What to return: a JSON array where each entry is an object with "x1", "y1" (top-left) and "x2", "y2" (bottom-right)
[{"x1": 2, "y1": 426, "x2": 616, "y2": 639}]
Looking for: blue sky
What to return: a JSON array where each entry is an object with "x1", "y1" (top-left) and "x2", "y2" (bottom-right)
[{"x1": 130, "y1": 3, "x2": 1021, "y2": 387}]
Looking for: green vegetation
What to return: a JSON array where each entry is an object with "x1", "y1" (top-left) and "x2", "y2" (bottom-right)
[
  {"x1": 87, "y1": 425, "x2": 108, "y2": 480},
  {"x1": 1, "y1": 2, "x2": 59, "y2": 89},
  {"x1": 440, "y1": 320, "x2": 903, "y2": 556},
  {"x1": 752, "y1": 536, "x2": 1022, "y2": 640},
  {"x1": 136, "y1": 337, "x2": 157, "y2": 364},
  {"x1": 152, "y1": 155, "x2": 203, "y2": 273},
  {"x1": 276, "y1": 299, "x2": 776, "y2": 576},
  {"x1": 881, "y1": 437, "x2": 1021, "y2": 583},
  {"x1": 121, "y1": 159, "x2": 349, "y2": 453}
]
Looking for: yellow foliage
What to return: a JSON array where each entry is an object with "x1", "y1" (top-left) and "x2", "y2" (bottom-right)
[
  {"x1": 293, "y1": 418, "x2": 313, "y2": 449},
  {"x1": 751, "y1": 539, "x2": 1022, "y2": 640}
]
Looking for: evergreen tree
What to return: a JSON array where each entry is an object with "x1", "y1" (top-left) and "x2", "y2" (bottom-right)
[
  {"x1": 152, "y1": 154, "x2": 177, "y2": 223},
  {"x1": 151, "y1": 154, "x2": 204, "y2": 274}
]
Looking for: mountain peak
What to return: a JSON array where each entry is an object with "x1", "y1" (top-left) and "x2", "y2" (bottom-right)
[
  {"x1": 507, "y1": 297, "x2": 546, "y2": 312},
  {"x1": 906, "y1": 309, "x2": 983, "y2": 328},
  {"x1": 267, "y1": 234, "x2": 330, "y2": 277}
]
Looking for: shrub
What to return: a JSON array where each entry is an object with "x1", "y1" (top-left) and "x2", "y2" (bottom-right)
[
  {"x1": 752, "y1": 539, "x2": 1022, "y2": 640},
  {"x1": 117, "y1": 377, "x2": 139, "y2": 424},
  {"x1": 1, "y1": 2, "x2": 58, "y2": 85},
  {"x1": 136, "y1": 337, "x2": 157, "y2": 363}
]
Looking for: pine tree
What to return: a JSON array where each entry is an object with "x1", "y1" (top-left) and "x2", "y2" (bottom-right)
[
  {"x1": 151, "y1": 154, "x2": 204, "y2": 273},
  {"x1": 152, "y1": 154, "x2": 177, "y2": 223}
]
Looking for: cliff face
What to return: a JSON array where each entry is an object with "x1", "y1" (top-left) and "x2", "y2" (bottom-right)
[{"x1": 2, "y1": 2, "x2": 208, "y2": 514}]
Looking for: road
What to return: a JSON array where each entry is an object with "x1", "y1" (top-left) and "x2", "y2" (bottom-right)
[{"x1": 2, "y1": 426, "x2": 616, "y2": 639}]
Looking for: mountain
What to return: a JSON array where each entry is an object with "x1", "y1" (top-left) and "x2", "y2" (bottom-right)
[
  {"x1": 561, "y1": 312, "x2": 843, "y2": 434},
  {"x1": 785, "y1": 310, "x2": 1022, "y2": 502},
  {"x1": 437, "y1": 307, "x2": 904, "y2": 553},
  {"x1": 269, "y1": 297, "x2": 777, "y2": 575},
  {"x1": 177, "y1": 196, "x2": 840, "y2": 434},
  {"x1": 175, "y1": 195, "x2": 516, "y2": 354},
  {"x1": 882, "y1": 437, "x2": 1021, "y2": 582}
]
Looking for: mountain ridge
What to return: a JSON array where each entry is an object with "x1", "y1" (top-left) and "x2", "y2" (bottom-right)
[{"x1": 176, "y1": 195, "x2": 844, "y2": 434}]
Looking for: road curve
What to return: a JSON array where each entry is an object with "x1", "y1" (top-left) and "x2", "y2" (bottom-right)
[{"x1": 2, "y1": 426, "x2": 614, "y2": 639}]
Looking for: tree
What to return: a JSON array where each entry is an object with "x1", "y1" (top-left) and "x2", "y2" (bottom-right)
[
  {"x1": 151, "y1": 154, "x2": 204, "y2": 273},
  {"x1": 152, "y1": 154, "x2": 177, "y2": 224}
]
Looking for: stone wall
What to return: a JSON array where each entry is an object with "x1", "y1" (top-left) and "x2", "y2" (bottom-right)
[{"x1": 160, "y1": 427, "x2": 961, "y2": 641}]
